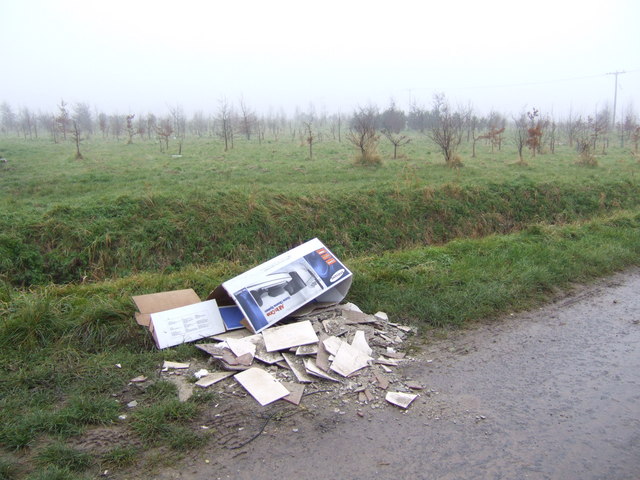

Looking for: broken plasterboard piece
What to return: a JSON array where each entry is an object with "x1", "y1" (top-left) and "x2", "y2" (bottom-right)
[
  {"x1": 373, "y1": 371, "x2": 390, "y2": 390},
  {"x1": 330, "y1": 341, "x2": 372, "y2": 377},
  {"x1": 315, "y1": 337, "x2": 331, "y2": 372},
  {"x1": 281, "y1": 382, "x2": 305, "y2": 405},
  {"x1": 162, "y1": 361, "x2": 190, "y2": 370},
  {"x1": 351, "y1": 330, "x2": 373, "y2": 357},
  {"x1": 374, "y1": 311, "x2": 389, "y2": 322},
  {"x1": 225, "y1": 337, "x2": 257, "y2": 360},
  {"x1": 303, "y1": 358, "x2": 340, "y2": 382},
  {"x1": 340, "y1": 302, "x2": 363, "y2": 313},
  {"x1": 385, "y1": 391, "x2": 418, "y2": 409},
  {"x1": 210, "y1": 330, "x2": 253, "y2": 342},
  {"x1": 342, "y1": 309, "x2": 377, "y2": 325},
  {"x1": 295, "y1": 343, "x2": 318, "y2": 356},
  {"x1": 262, "y1": 320, "x2": 318, "y2": 352},
  {"x1": 282, "y1": 353, "x2": 314, "y2": 383},
  {"x1": 195, "y1": 343, "x2": 228, "y2": 358},
  {"x1": 234, "y1": 368, "x2": 290, "y2": 406},
  {"x1": 322, "y1": 336, "x2": 342, "y2": 356},
  {"x1": 195, "y1": 371, "x2": 235, "y2": 388}
]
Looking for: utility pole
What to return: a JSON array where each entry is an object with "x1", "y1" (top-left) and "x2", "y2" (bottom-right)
[{"x1": 606, "y1": 70, "x2": 626, "y2": 128}]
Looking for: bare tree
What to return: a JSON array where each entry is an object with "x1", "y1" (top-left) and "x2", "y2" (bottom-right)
[
  {"x1": 125, "y1": 114, "x2": 136, "y2": 144},
  {"x1": 18, "y1": 107, "x2": 34, "y2": 139},
  {"x1": 513, "y1": 113, "x2": 528, "y2": 164},
  {"x1": 346, "y1": 105, "x2": 381, "y2": 165},
  {"x1": 380, "y1": 100, "x2": 406, "y2": 133},
  {"x1": 97, "y1": 112, "x2": 109, "y2": 138},
  {"x1": 302, "y1": 121, "x2": 317, "y2": 160},
  {"x1": 239, "y1": 97, "x2": 257, "y2": 140},
  {"x1": 429, "y1": 94, "x2": 463, "y2": 167},
  {"x1": 73, "y1": 103, "x2": 93, "y2": 137},
  {"x1": 526, "y1": 108, "x2": 544, "y2": 158},
  {"x1": 217, "y1": 97, "x2": 234, "y2": 151},
  {"x1": 56, "y1": 100, "x2": 71, "y2": 140},
  {"x1": 109, "y1": 114, "x2": 123, "y2": 141},
  {"x1": 156, "y1": 117, "x2": 173, "y2": 153},
  {"x1": 71, "y1": 120, "x2": 83, "y2": 160},
  {"x1": 1, "y1": 102, "x2": 16, "y2": 135},
  {"x1": 146, "y1": 113, "x2": 157, "y2": 141},
  {"x1": 381, "y1": 129, "x2": 411, "y2": 159}
]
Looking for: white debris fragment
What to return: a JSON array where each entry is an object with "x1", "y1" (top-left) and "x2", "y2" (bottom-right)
[
  {"x1": 385, "y1": 392, "x2": 418, "y2": 409},
  {"x1": 351, "y1": 330, "x2": 373, "y2": 357},
  {"x1": 374, "y1": 311, "x2": 389, "y2": 322},
  {"x1": 234, "y1": 368, "x2": 290, "y2": 406},
  {"x1": 194, "y1": 369, "x2": 210, "y2": 379},
  {"x1": 127, "y1": 400, "x2": 138, "y2": 408},
  {"x1": 341, "y1": 302, "x2": 363, "y2": 313},
  {"x1": 195, "y1": 371, "x2": 234, "y2": 388},
  {"x1": 162, "y1": 361, "x2": 190, "y2": 371},
  {"x1": 330, "y1": 341, "x2": 372, "y2": 377},
  {"x1": 130, "y1": 375, "x2": 147, "y2": 383}
]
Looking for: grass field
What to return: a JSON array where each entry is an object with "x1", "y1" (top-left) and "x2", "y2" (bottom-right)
[{"x1": 1, "y1": 131, "x2": 640, "y2": 478}]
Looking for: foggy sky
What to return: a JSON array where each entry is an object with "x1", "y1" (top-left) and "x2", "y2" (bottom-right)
[{"x1": 2, "y1": 0, "x2": 639, "y2": 118}]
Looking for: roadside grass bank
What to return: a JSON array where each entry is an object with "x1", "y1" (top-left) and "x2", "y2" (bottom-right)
[
  {"x1": 1, "y1": 209, "x2": 640, "y2": 478},
  {"x1": 3, "y1": 179, "x2": 640, "y2": 287}
]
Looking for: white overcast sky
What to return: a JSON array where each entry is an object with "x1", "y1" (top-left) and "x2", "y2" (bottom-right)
[{"x1": 1, "y1": 0, "x2": 639, "y2": 118}]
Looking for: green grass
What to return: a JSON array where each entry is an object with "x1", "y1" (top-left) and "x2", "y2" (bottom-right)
[{"x1": 1, "y1": 134, "x2": 639, "y2": 286}]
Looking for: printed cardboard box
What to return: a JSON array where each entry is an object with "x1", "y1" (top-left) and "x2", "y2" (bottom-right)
[
  {"x1": 132, "y1": 289, "x2": 238, "y2": 349},
  {"x1": 208, "y1": 238, "x2": 352, "y2": 333}
]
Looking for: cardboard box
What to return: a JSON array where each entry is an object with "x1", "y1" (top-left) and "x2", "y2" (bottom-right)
[
  {"x1": 208, "y1": 238, "x2": 352, "y2": 333},
  {"x1": 132, "y1": 289, "x2": 227, "y2": 349}
]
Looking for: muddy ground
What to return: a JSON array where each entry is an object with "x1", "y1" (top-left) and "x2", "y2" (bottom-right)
[{"x1": 124, "y1": 268, "x2": 640, "y2": 480}]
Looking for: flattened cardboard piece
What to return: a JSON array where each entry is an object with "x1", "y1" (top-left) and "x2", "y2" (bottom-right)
[
  {"x1": 282, "y1": 353, "x2": 314, "y2": 383},
  {"x1": 262, "y1": 320, "x2": 318, "y2": 352},
  {"x1": 212, "y1": 238, "x2": 353, "y2": 333},
  {"x1": 234, "y1": 368, "x2": 290, "y2": 406},
  {"x1": 149, "y1": 299, "x2": 225, "y2": 349},
  {"x1": 133, "y1": 289, "x2": 201, "y2": 327}
]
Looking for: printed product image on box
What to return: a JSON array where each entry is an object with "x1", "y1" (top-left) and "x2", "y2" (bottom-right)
[
  {"x1": 233, "y1": 258, "x2": 326, "y2": 331},
  {"x1": 219, "y1": 238, "x2": 352, "y2": 333}
]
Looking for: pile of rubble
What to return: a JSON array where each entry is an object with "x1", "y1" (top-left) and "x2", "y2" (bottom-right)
[{"x1": 159, "y1": 303, "x2": 423, "y2": 410}]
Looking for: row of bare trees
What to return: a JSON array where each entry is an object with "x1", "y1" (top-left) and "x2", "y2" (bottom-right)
[{"x1": 1, "y1": 97, "x2": 638, "y2": 163}]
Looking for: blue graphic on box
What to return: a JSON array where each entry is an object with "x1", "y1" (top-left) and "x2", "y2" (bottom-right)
[
  {"x1": 303, "y1": 247, "x2": 349, "y2": 286},
  {"x1": 233, "y1": 288, "x2": 269, "y2": 331}
]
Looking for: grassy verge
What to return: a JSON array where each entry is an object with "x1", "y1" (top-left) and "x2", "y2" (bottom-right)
[
  {"x1": 3, "y1": 179, "x2": 640, "y2": 286},
  {"x1": 1, "y1": 209, "x2": 640, "y2": 478}
]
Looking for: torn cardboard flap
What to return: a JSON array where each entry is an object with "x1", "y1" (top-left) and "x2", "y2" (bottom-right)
[{"x1": 133, "y1": 289, "x2": 201, "y2": 327}]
